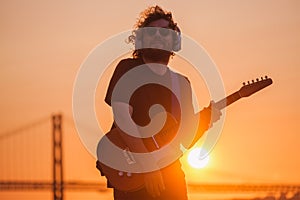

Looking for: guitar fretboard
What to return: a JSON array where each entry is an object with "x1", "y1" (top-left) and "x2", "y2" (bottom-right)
[{"x1": 215, "y1": 92, "x2": 241, "y2": 110}]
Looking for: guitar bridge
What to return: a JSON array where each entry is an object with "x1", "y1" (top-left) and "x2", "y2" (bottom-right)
[{"x1": 123, "y1": 147, "x2": 136, "y2": 165}]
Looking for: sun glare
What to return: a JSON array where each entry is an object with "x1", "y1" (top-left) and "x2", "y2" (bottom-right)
[{"x1": 187, "y1": 147, "x2": 210, "y2": 169}]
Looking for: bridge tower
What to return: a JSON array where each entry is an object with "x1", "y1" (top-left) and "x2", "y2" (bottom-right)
[{"x1": 52, "y1": 114, "x2": 64, "y2": 200}]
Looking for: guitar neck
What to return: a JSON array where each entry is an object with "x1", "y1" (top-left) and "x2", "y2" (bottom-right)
[{"x1": 215, "y1": 91, "x2": 241, "y2": 110}]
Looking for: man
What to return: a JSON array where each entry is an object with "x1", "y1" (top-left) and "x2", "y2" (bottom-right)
[{"x1": 97, "y1": 5, "x2": 221, "y2": 200}]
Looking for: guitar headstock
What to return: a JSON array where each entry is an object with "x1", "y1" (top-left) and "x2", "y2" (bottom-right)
[{"x1": 239, "y1": 76, "x2": 273, "y2": 97}]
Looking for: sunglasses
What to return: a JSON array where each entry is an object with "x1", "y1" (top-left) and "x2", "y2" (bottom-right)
[{"x1": 143, "y1": 27, "x2": 172, "y2": 37}]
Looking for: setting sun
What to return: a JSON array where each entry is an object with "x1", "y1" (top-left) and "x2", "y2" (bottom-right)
[{"x1": 187, "y1": 147, "x2": 210, "y2": 169}]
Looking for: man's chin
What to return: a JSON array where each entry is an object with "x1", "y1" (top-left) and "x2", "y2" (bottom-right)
[{"x1": 141, "y1": 48, "x2": 172, "y2": 63}]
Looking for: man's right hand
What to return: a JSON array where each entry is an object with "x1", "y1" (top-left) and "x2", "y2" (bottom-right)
[
  {"x1": 199, "y1": 101, "x2": 221, "y2": 131},
  {"x1": 144, "y1": 170, "x2": 165, "y2": 198}
]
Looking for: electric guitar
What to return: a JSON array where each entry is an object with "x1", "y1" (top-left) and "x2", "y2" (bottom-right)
[{"x1": 97, "y1": 76, "x2": 273, "y2": 191}]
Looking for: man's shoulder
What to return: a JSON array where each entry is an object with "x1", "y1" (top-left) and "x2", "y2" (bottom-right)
[
  {"x1": 112, "y1": 58, "x2": 143, "y2": 75},
  {"x1": 118, "y1": 58, "x2": 143, "y2": 68},
  {"x1": 169, "y1": 69, "x2": 190, "y2": 84}
]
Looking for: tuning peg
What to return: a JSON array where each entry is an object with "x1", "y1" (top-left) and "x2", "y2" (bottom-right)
[
  {"x1": 247, "y1": 81, "x2": 250, "y2": 84},
  {"x1": 256, "y1": 78, "x2": 259, "y2": 82},
  {"x1": 261, "y1": 77, "x2": 263, "y2": 80},
  {"x1": 243, "y1": 82, "x2": 246, "y2": 86},
  {"x1": 265, "y1": 75, "x2": 268, "y2": 79},
  {"x1": 118, "y1": 171, "x2": 124, "y2": 177},
  {"x1": 252, "y1": 80, "x2": 255, "y2": 83}
]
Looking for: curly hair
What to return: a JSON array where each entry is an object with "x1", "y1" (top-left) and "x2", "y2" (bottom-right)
[{"x1": 128, "y1": 5, "x2": 179, "y2": 58}]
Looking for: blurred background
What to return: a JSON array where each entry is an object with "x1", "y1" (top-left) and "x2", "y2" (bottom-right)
[{"x1": 1, "y1": 0, "x2": 299, "y2": 199}]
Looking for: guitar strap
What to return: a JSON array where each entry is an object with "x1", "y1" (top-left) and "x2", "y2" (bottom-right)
[{"x1": 170, "y1": 71, "x2": 181, "y2": 120}]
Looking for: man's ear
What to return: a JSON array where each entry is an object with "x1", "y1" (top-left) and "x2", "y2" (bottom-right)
[{"x1": 172, "y1": 26, "x2": 181, "y2": 52}]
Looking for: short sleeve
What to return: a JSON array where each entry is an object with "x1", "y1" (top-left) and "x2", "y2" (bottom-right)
[{"x1": 104, "y1": 58, "x2": 143, "y2": 106}]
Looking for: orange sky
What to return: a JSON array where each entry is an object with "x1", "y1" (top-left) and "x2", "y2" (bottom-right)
[{"x1": 1, "y1": 1, "x2": 300, "y2": 196}]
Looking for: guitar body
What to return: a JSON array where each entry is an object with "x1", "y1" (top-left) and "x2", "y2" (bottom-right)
[
  {"x1": 98, "y1": 128, "x2": 145, "y2": 191},
  {"x1": 97, "y1": 113, "x2": 179, "y2": 192}
]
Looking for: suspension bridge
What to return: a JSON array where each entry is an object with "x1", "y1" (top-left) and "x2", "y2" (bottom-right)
[{"x1": 0, "y1": 114, "x2": 299, "y2": 200}]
